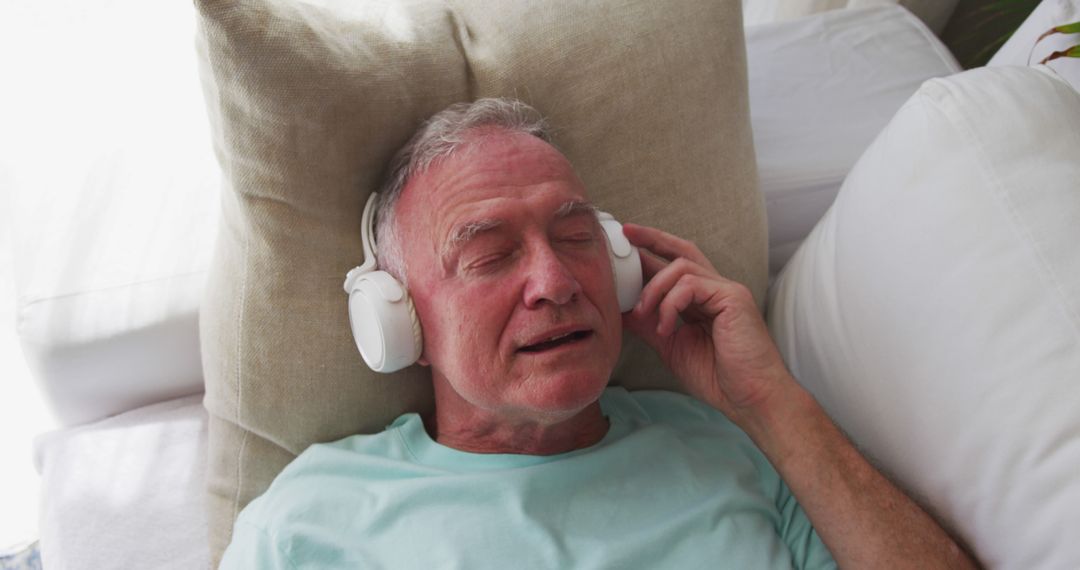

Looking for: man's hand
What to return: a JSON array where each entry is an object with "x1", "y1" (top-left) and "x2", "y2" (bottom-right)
[
  {"x1": 620, "y1": 223, "x2": 792, "y2": 425},
  {"x1": 620, "y1": 223, "x2": 979, "y2": 569}
]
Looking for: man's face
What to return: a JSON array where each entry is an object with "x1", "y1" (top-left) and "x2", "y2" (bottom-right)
[{"x1": 395, "y1": 130, "x2": 622, "y2": 425}]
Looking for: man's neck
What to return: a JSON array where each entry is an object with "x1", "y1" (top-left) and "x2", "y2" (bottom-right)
[{"x1": 426, "y1": 385, "x2": 609, "y2": 456}]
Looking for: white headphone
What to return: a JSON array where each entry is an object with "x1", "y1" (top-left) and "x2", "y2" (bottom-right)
[{"x1": 344, "y1": 192, "x2": 643, "y2": 373}]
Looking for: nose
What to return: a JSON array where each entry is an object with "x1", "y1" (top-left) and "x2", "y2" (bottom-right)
[{"x1": 522, "y1": 243, "x2": 582, "y2": 309}]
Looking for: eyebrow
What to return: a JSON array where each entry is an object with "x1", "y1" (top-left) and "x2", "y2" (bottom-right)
[
  {"x1": 441, "y1": 200, "x2": 598, "y2": 261},
  {"x1": 441, "y1": 218, "x2": 508, "y2": 267},
  {"x1": 445, "y1": 218, "x2": 505, "y2": 257},
  {"x1": 554, "y1": 200, "x2": 598, "y2": 219}
]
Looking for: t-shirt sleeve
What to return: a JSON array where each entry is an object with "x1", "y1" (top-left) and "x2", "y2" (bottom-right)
[
  {"x1": 635, "y1": 389, "x2": 838, "y2": 569},
  {"x1": 775, "y1": 480, "x2": 838, "y2": 570},
  {"x1": 219, "y1": 519, "x2": 299, "y2": 570}
]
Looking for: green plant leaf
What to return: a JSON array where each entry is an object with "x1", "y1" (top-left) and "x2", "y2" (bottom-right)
[
  {"x1": 1055, "y1": 21, "x2": 1080, "y2": 34},
  {"x1": 1036, "y1": 20, "x2": 1080, "y2": 44},
  {"x1": 973, "y1": 0, "x2": 1039, "y2": 16},
  {"x1": 1039, "y1": 44, "x2": 1080, "y2": 65}
]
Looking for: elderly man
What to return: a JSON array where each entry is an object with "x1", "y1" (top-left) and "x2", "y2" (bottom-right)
[{"x1": 221, "y1": 99, "x2": 976, "y2": 569}]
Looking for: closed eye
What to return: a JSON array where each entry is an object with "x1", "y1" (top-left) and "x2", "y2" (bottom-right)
[
  {"x1": 559, "y1": 233, "x2": 596, "y2": 243},
  {"x1": 464, "y1": 250, "x2": 514, "y2": 272},
  {"x1": 551, "y1": 208, "x2": 600, "y2": 246}
]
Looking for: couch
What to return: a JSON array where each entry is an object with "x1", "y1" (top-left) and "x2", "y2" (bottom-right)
[{"x1": 8, "y1": 0, "x2": 1079, "y2": 568}]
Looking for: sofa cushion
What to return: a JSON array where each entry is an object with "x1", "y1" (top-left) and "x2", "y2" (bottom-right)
[
  {"x1": 195, "y1": 0, "x2": 764, "y2": 562},
  {"x1": 768, "y1": 65, "x2": 1080, "y2": 568},
  {"x1": 745, "y1": 5, "x2": 959, "y2": 276}
]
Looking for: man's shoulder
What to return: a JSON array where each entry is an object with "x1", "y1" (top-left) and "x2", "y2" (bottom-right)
[
  {"x1": 223, "y1": 417, "x2": 427, "y2": 568},
  {"x1": 286, "y1": 413, "x2": 423, "y2": 479},
  {"x1": 235, "y1": 414, "x2": 424, "y2": 525}
]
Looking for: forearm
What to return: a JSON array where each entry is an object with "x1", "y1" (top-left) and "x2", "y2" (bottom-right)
[{"x1": 736, "y1": 380, "x2": 978, "y2": 570}]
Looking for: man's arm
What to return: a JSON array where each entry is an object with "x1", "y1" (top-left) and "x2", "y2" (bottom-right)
[
  {"x1": 744, "y1": 378, "x2": 974, "y2": 568},
  {"x1": 621, "y1": 223, "x2": 978, "y2": 569}
]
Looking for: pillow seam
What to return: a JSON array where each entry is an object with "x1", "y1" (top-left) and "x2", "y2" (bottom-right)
[
  {"x1": 923, "y1": 76, "x2": 1080, "y2": 343},
  {"x1": 15, "y1": 269, "x2": 209, "y2": 311}
]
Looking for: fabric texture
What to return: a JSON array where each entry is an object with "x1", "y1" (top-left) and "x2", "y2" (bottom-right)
[
  {"x1": 34, "y1": 395, "x2": 209, "y2": 570},
  {"x1": 195, "y1": 0, "x2": 764, "y2": 563},
  {"x1": 988, "y1": 0, "x2": 1080, "y2": 92},
  {"x1": 745, "y1": 5, "x2": 959, "y2": 275},
  {"x1": 742, "y1": 0, "x2": 960, "y2": 34},
  {"x1": 768, "y1": 65, "x2": 1080, "y2": 569},
  {"x1": 220, "y1": 388, "x2": 835, "y2": 569}
]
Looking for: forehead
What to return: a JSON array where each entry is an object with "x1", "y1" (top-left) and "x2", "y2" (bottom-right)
[{"x1": 396, "y1": 130, "x2": 589, "y2": 233}]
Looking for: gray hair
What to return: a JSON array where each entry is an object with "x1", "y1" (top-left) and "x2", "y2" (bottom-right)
[{"x1": 374, "y1": 98, "x2": 554, "y2": 284}]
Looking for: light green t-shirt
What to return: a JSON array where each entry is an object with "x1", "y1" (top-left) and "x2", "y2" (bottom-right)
[{"x1": 221, "y1": 388, "x2": 836, "y2": 569}]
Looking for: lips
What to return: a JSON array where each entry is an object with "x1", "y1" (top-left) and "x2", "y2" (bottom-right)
[{"x1": 517, "y1": 328, "x2": 593, "y2": 353}]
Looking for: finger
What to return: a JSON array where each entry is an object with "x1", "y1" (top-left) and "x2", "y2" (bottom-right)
[
  {"x1": 622, "y1": 300, "x2": 665, "y2": 353},
  {"x1": 635, "y1": 257, "x2": 719, "y2": 318},
  {"x1": 623, "y1": 223, "x2": 714, "y2": 270},
  {"x1": 638, "y1": 248, "x2": 668, "y2": 281},
  {"x1": 656, "y1": 274, "x2": 723, "y2": 337}
]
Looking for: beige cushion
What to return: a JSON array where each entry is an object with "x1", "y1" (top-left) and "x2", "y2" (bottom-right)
[{"x1": 196, "y1": 0, "x2": 764, "y2": 563}]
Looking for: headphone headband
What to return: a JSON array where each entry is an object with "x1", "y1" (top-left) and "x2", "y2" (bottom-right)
[
  {"x1": 344, "y1": 192, "x2": 641, "y2": 373},
  {"x1": 343, "y1": 193, "x2": 382, "y2": 293}
]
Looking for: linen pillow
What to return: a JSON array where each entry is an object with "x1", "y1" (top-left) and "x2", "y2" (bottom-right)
[
  {"x1": 742, "y1": 0, "x2": 959, "y2": 35},
  {"x1": 768, "y1": 65, "x2": 1080, "y2": 568},
  {"x1": 196, "y1": 0, "x2": 764, "y2": 562}
]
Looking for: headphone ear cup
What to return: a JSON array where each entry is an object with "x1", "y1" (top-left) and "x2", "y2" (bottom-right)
[
  {"x1": 346, "y1": 271, "x2": 423, "y2": 373},
  {"x1": 610, "y1": 244, "x2": 644, "y2": 313},
  {"x1": 598, "y1": 215, "x2": 643, "y2": 312}
]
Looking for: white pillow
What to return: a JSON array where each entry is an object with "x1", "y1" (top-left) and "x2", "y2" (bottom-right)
[
  {"x1": 988, "y1": 0, "x2": 1080, "y2": 92},
  {"x1": 746, "y1": 5, "x2": 959, "y2": 276},
  {"x1": 742, "y1": 0, "x2": 959, "y2": 34},
  {"x1": 2, "y1": 1, "x2": 220, "y2": 426},
  {"x1": 768, "y1": 65, "x2": 1080, "y2": 569}
]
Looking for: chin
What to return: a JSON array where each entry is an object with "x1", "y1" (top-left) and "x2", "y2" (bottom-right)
[{"x1": 523, "y1": 369, "x2": 610, "y2": 415}]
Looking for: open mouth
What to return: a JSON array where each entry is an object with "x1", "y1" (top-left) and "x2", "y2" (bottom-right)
[{"x1": 518, "y1": 330, "x2": 593, "y2": 353}]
